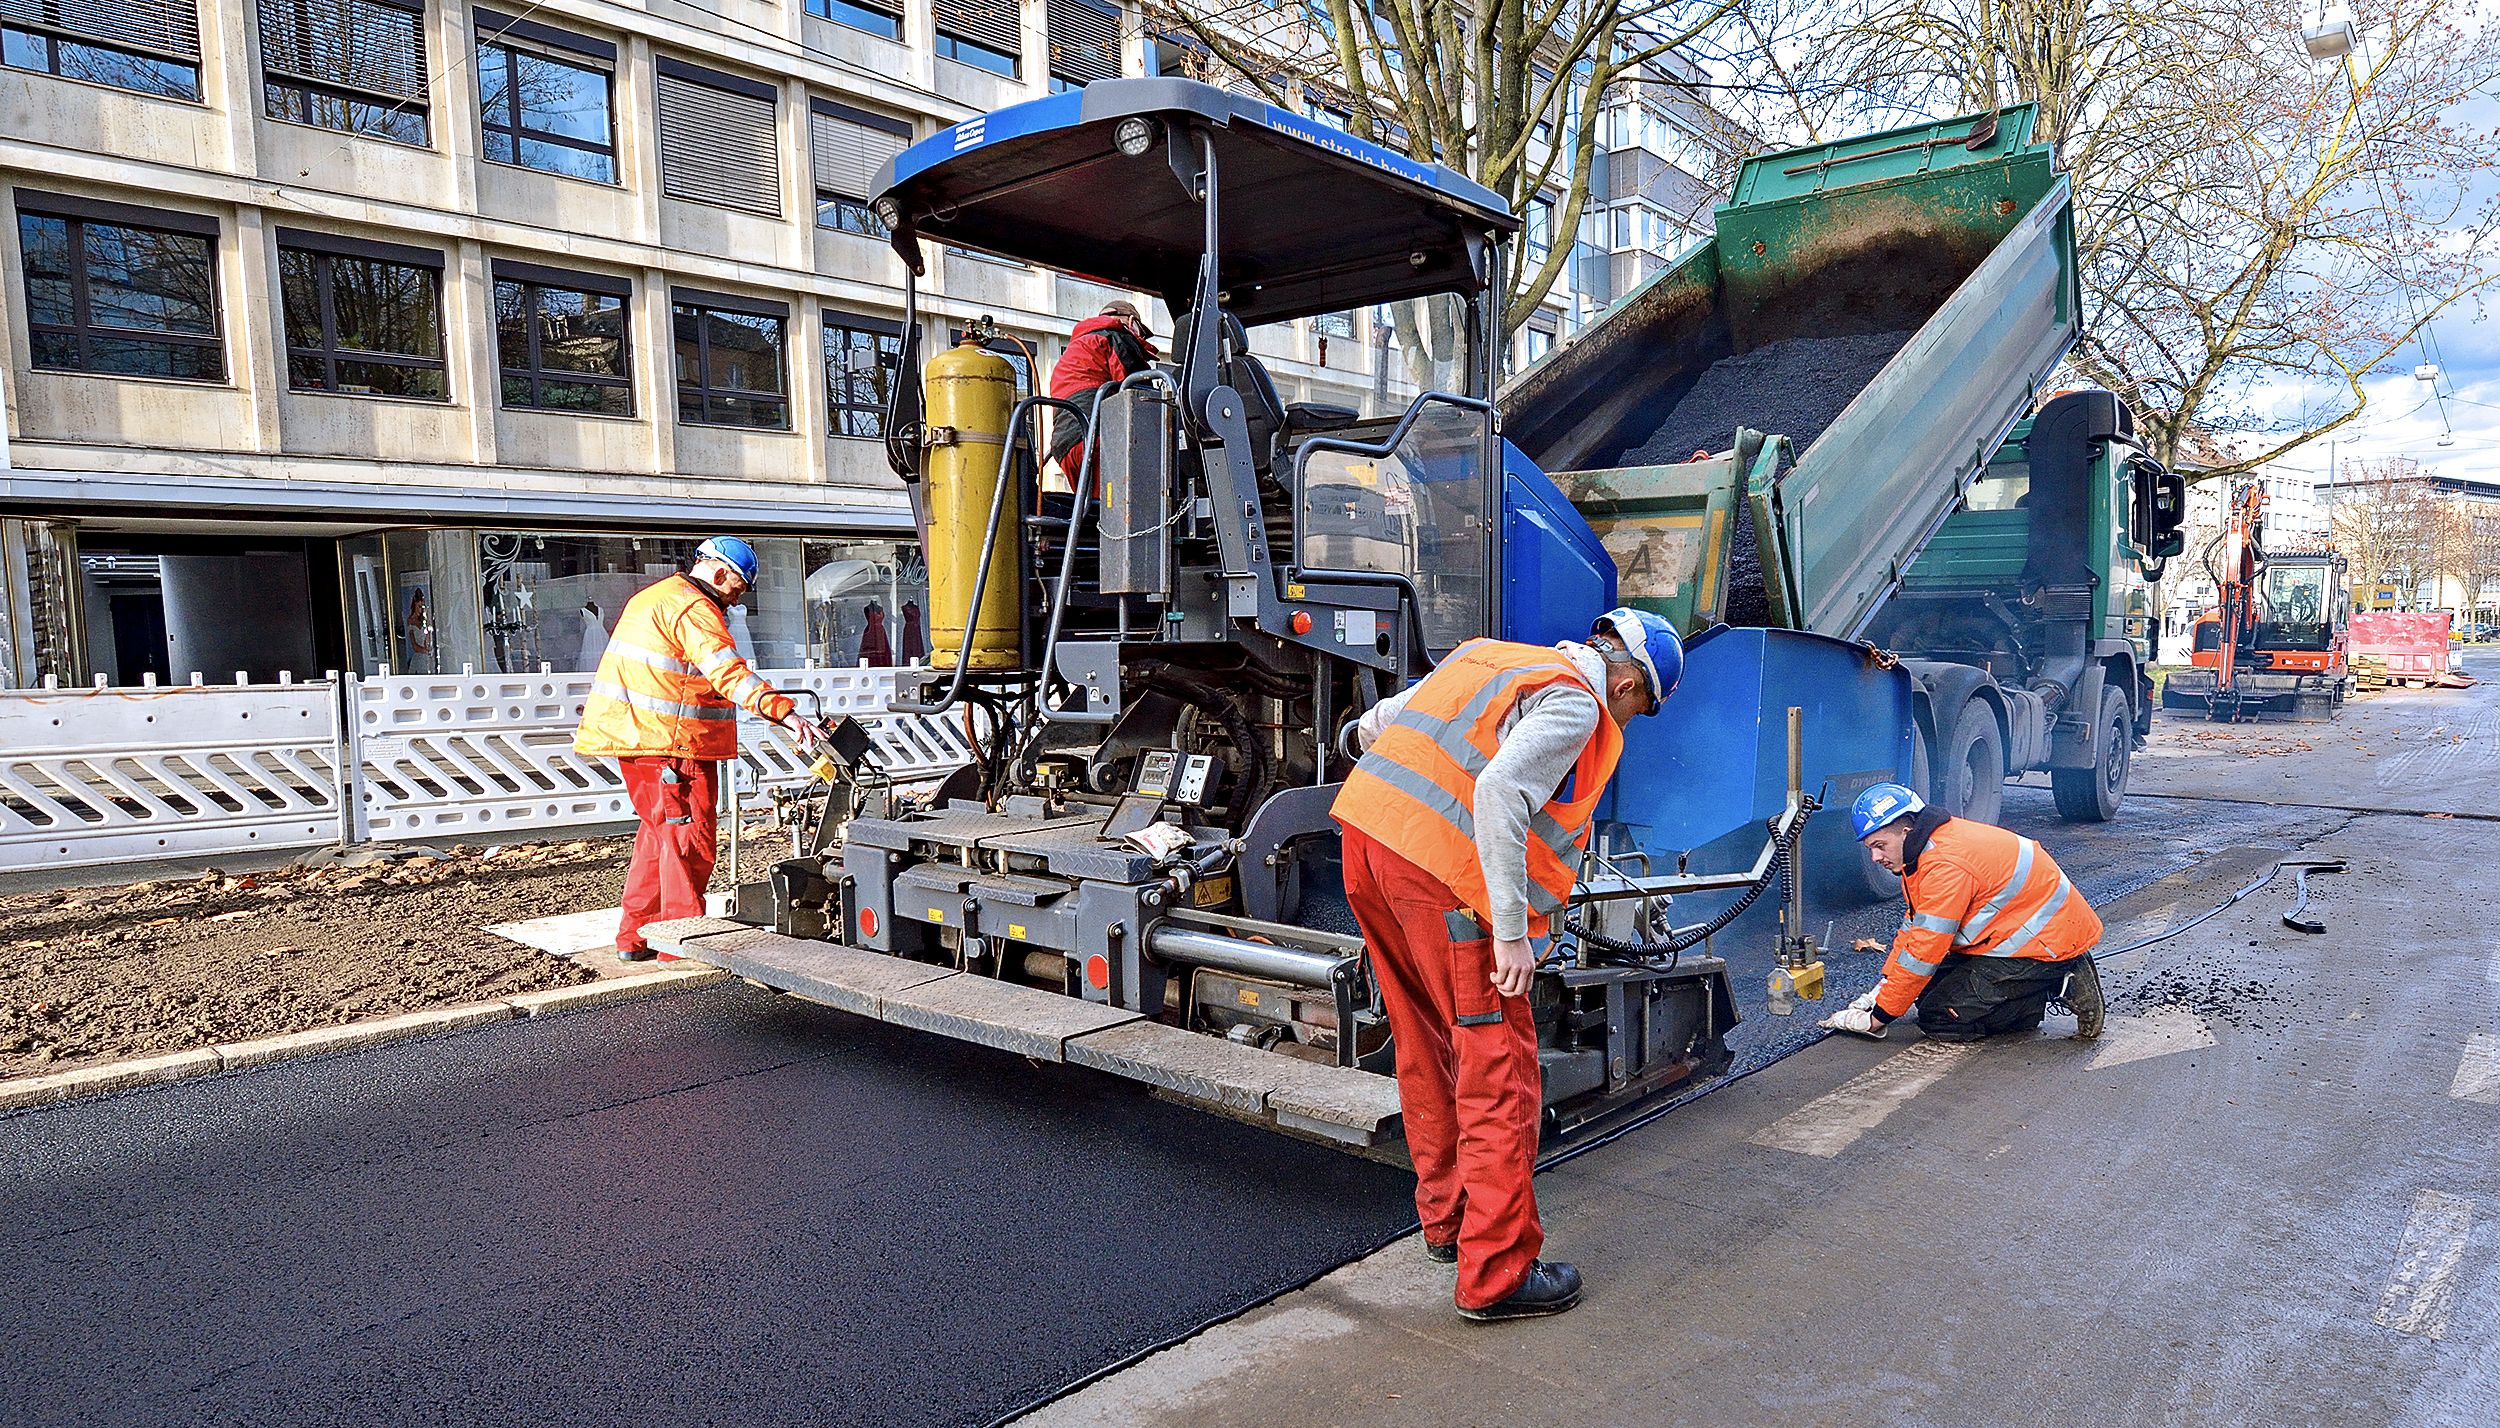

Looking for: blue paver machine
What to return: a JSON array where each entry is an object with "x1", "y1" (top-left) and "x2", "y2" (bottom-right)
[{"x1": 695, "y1": 80, "x2": 1910, "y2": 1148}]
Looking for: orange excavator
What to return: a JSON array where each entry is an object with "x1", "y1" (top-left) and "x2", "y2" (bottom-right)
[{"x1": 2161, "y1": 480, "x2": 2351, "y2": 721}]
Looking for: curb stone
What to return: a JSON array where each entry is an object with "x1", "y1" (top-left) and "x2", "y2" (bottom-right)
[{"x1": 0, "y1": 965, "x2": 726, "y2": 1117}]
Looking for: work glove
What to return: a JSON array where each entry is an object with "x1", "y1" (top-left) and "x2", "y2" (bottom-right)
[
  {"x1": 780, "y1": 714, "x2": 828, "y2": 755},
  {"x1": 1846, "y1": 986, "x2": 1882, "y2": 1015},
  {"x1": 1820, "y1": 1004, "x2": 1887, "y2": 1040}
]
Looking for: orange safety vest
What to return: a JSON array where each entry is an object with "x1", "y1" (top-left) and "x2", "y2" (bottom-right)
[
  {"x1": 572, "y1": 574, "x2": 794, "y2": 761},
  {"x1": 1876, "y1": 817, "x2": 2104, "y2": 1018},
  {"x1": 1332, "y1": 639, "x2": 1624, "y2": 938}
]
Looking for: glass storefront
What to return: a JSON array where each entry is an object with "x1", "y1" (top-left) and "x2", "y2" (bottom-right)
[{"x1": 334, "y1": 528, "x2": 927, "y2": 676}]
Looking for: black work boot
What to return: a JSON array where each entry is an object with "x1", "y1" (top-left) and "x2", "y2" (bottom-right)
[
  {"x1": 2051, "y1": 956, "x2": 2106, "y2": 1040},
  {"x1": 1422, "y1": 1238, "x2": 1457, "y2": 1264},
  {"x1": 1458, "y1": 1260, "x2": 1583, "y2": 1322}
]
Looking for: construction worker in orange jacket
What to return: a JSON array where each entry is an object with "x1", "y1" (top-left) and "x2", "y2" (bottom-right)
[
  {"x1": 573, "y1": 536, "x2": 815, "y2": 961},
  {"x1": 1822, "y1": 783, "x2": 2107, "y2": 1041},
  {"x1": 1332, "y1": 607, "x2": 1684, "y2": 1322}
]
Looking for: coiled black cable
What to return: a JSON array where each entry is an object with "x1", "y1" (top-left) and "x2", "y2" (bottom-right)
[{"x1": 1564, "y1": 815, "x2": 1805, "y2": 969}]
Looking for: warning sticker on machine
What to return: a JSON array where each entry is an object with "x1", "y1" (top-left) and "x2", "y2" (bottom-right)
[{"x1": 1193, "y1": 875, "x2": 1235, "y2": 908}]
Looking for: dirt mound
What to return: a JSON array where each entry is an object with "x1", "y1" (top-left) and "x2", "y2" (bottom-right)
[{"x1": 0, "y1": 840, "x2": 630, "y2": 1079}]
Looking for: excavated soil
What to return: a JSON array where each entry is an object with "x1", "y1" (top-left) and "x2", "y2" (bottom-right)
[{"x1": 0, "y1": 840, "x2": 631, "y2": 1079}]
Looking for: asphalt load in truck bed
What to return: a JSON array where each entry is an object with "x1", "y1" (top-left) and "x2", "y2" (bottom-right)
[
  {"x1": 0, "y1": 983, "x2": 1415, "y2": 1428},
  {"x1": 1624, "y1": 330, "x2": 1914, "y2": 627}
]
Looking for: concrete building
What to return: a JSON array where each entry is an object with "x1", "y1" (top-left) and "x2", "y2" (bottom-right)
[{"x1": 0, "y1": 0, "x2": 1748, "y2": 688}]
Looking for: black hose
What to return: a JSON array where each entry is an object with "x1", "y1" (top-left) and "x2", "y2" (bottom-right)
[
  {"x1": 1566, "y1": 816, "x2": 1804, "y2": 969},
  {"x1": 1145, "y1": 671, "x2": 1273, "y2": 821}
]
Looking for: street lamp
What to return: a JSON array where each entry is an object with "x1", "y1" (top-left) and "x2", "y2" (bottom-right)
[{"x1": 2304, "y1": 19, "x2": 2357, "y2": 60}]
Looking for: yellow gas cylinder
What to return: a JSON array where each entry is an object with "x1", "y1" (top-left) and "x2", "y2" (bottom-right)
[{"x1": 923, "y1": 335, "x2": 1023, "y2": 671}]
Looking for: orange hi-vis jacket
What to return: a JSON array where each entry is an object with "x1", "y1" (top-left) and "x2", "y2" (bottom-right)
[
  {"x1": 1332, "y1": 639, "x2": 1624, "y2": 939},
  {"x1": 573, "y1": 574, "x2": 795, "y2": 761},
  {"x1": 1875, "y1": 817, "x2": 2103, "y2": 1018}
]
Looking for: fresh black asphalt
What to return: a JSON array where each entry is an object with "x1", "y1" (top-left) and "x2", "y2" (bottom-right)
[{"x1": 0, "y1": 988, "x2": 1412, "y2": 1428}]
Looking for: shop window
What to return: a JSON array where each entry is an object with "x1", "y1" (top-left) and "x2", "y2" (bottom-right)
[
  {"x1": 15, "y1": 193, "x2": 223, "y2": 381},
  {"x1": 493, "y1": 260, "x2": 632, "y2": 415},
  {"x1": 2, "y1": 0, "x2": 202, "y2": 100},
  {"x1": 475, "y1": 12, "x2": 617, "y2": 184},
  {"x1": 674, "y1": 289, "x2": 790, "y2": 429},
  {"x1": 804, "y1": 538, "x2": 927, "y2": 667},
  {"x1": 258, "y1": 0, "x2": 430, "y2": 146},
  {"x1": 277, "y1": 229, "x2": 447, "y2": 399},
  {"x1": 824, "y1": 310, "x2": 901, "y2": 439}
]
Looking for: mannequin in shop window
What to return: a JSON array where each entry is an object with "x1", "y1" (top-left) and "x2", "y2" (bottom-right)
[
  {"x1": 900, "y1": 600, "x2": 925, "y2": 664},
  {"x1": 858, "y1": 600, "x2": 893, "y2": 667},
  {"x1": 403, "y1": 590, "x2": 435, "y2": 674}
]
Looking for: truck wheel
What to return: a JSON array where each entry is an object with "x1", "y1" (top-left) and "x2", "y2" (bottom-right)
[
  {"x1": 2051, "y1": 686, "x2": 2132, "y2": 823},
  {"x1": 1934, "y1": 698, "x2": 2004, "y2": 826}
]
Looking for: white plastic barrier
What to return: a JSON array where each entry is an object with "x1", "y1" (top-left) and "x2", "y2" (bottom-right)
[
  {"x1": 0, "y1": 678, "x2": 346, "y2": 869},
  {"x1": 352, "y1": 665, "x2": 973, "y2": 841}
]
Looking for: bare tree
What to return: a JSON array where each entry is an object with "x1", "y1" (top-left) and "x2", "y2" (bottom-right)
[
  {"x1": 1757, "y1": 0, "x2": 2500, "y2": 478},
  {"x1": 1144, "y1": 0, "x2": 1756, "y2": 356},
  {"x1": 2331, "y1": 457, "x2": 2446, "y2": 608}
]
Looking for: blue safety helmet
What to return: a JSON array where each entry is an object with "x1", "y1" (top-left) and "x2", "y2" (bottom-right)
[
  {"x1": 1589, "y1": 607, "x2": 1684, "y2": 711},
  {"x1": 1850, "y1": 782, "x2": 1926, "y2": 841},
  {"x1": 696, "y1": 535, "x2": 760, "y2": 584}
]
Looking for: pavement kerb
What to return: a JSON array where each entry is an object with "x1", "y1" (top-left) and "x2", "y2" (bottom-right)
[{"x1": 0, "y1": 964, "x2": 726, "y2": 1118}]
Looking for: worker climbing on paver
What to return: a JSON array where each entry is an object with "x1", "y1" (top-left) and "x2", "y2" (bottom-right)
[
  {"x1": 1332, "y1": 608, "x2": 1684, "y2": 1322},
  {"x1": 573, "y1": 536, "x2": 822, "y2": 961},
  {"x1": 1822, "y1": 783, "x2": 2107, "y2": 1042}
]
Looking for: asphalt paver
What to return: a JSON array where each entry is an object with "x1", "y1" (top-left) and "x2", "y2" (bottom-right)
[{"x1": 0, "y1": 988, "x2": 1412, "y2": 1428}]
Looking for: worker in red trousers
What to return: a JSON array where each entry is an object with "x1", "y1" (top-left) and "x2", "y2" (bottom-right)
[
  {"x1": 1333, "y1": 608, "x2": 1684, "y2": 1322},
  {"x1": 574, "y1": 537, "x2": 819, "y2": 960}
]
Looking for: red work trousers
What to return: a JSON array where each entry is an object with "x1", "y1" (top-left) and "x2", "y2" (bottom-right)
[
  {"x1": 615, "y1": 756, "x2": 719, "y2": 954},
  {"x1": 1341, "y1": 825, "x2": 1543, "y2": 1309}
]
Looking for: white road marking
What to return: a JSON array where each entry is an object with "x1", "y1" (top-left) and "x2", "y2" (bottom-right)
[
  {"x1": 2371, "y1": 1189, "x2": 2477, "y2": 1341},
  {"x1": 2450, "y1": 1033, "x2": 2500, "y2": 1105},
  {"x1": 1749, "y1": 1041, "x2": 1978, "y2": 1158},
  {"x1": 2087, "y1": 1007, "x2": 2218, "y2": 1071},
  {"x1": 2487, "y1": 944, "x2": 2500, "y2": 986}
]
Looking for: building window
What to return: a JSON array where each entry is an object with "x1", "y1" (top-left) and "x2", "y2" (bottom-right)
[
  {"x1": 811, "y1": 98, "x2": 909, "y2": 237},
  {"x1": 1, "y1": 0, "x2": 203, "y2": 100},
  {"x1": 474, "y1": 11, "x2": 616, "y2": 184},
  {"x1": 1524, "y1": 196, "x2": 1554, "y2": 261},
  {"x1": 1313, "y1": 310, "x2": 1354, "y2": 338},
  {"x1": 674, "y1": 290, "x2": 789, "y2": 429},
  {"x1": 15, "y1": 194, "x2": 223, "y2": 381},
  {"x1": 824, "y1": 310, "x2": 901, "y2": 439},
  {"x1": 655, "y1": 57, "x2": 783, "y2": 217},
  {"x1": 493, "y1": 260, "x2": 632, "y2": 415},
  {"x1": 276, "y1": 230, "x2": 447, "y2": 400},
  {"x1": 805, "y1": 0, "x2": 900, "y2": 41},
  {"x1": 934, "y1": 0, "x2": 1019, "y2": 76},
  {"x1": 1046, "y1": 0, "x2": 1118, "y2": 87},
  {"x1": 257, "y1": 0, "x2": 431, "y2": 146},
  {"x1": 1524, "y1": 325, "x2": 1555, "y2": 364},
  {"x1": 804, "y1": 538, "x2": 927, "y2": 667}
]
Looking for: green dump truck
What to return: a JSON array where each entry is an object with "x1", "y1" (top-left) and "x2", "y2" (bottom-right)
[{"x1": 1507, "y1": 105, "x2": 2187, "y2": 829}]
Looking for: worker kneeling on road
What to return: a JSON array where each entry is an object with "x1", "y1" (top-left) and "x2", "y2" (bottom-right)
[
  {"x1": 574, "y1": 536, "x2": 821, "y2": 962},
  {"x1": 1333, "y1": 608, "x2": 1683, "y2": 1322},
  {"x1": 1822, "y1": 784, "x2": 2107, "y2": 1042}
]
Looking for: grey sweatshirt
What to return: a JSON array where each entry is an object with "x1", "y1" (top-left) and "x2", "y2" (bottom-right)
[{"x1": 1355, "y1": 641, "x2": 1609, "y2": 939}]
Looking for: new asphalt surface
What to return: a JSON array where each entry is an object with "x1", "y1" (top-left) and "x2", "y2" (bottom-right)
[{"x1": 0, "y1": 989, "x2": 1412, "y2": 1428}]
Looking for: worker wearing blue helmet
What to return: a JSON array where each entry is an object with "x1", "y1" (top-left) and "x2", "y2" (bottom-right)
[
  {"x1": 1824, "y1": 781, "x2": 2106, "y2": 1042},
  {"x1": 1334, "y1": 606, "x2": 1679, "y2": 1322}
]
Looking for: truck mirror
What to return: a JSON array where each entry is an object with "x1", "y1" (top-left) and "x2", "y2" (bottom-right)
[{"x1": 2132, "y1": 459, "x2": 2187, "y2": 558}]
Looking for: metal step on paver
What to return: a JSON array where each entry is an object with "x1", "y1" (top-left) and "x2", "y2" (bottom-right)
[{"x1": 642, "y1": 918, "x2": 1403, "y2": 1146}]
